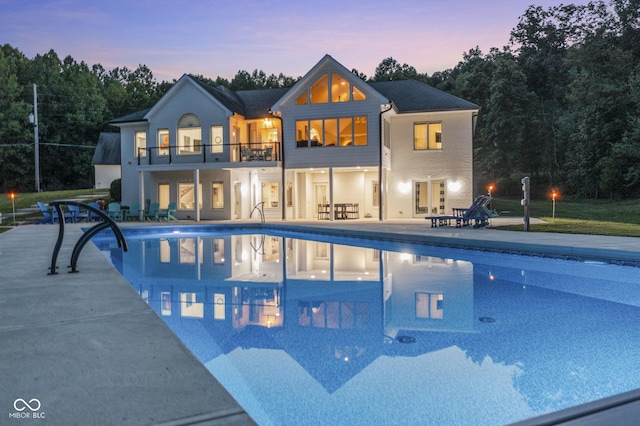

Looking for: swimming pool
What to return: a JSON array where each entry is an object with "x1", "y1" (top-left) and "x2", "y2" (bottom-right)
[{"x1": 93, "y1": 226, "x2": 640, "y2": 425}]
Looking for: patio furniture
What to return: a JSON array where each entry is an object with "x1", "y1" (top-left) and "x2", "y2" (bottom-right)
[
  {"x1": 145, "y1": 202, "x2": 160, "y2": 221},
  {"x1": 127, "y1": 202, "x2": 142, "y2": 221},
  {"x1": 67, "y1": 204, "x2": 90, "y2": 223},
  {"x1": 159, "y1": 202, "x2": 178, "y2": 222},
  {"x1": 107, "y1": 202, "x2": 124, "y2": 222}
]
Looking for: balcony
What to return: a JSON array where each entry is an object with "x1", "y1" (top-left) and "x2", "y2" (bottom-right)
[{"x1": 136, "y1": 142, "x2": 281, "y2": 166}]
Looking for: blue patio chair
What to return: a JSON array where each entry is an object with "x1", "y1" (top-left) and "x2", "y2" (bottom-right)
[
  {"x1": 87, "y1": 202, "x2": 102, "y2": 222},
  {"x1": 159, "y1": 202, "x2": 178, "y2": 222},
  {"x1": 107, "y1": 202, "x2": 124, "y2": 222},
  {"x1": 144, "y1": 202, "x2": 160, "y2": 221},
  {"x1": 37, "y1": 202, "x2": 55, "y2": 224},
  {"x1": 68, "y1": 204, "x2": 90, "y2": 223},
  {"x1": 127, "y1": 202, "x2": 142, "y2": 221}
]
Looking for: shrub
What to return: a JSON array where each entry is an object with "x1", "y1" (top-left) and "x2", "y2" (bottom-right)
[{"x1": 109, "y1": 179, "x2": 121, "y2": 202}]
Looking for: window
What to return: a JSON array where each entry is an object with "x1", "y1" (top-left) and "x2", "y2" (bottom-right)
[
  {"x1": 158, "y1": 183, "x2": 170, "y2": 209},
  {"x1": 296, "y1": 72, "x2": 366, "y2": 106},
  {"x1": 158, "y1": 129, "x2": 169, "y2": 155},
  {"x1": 414, "y1": 122, "x2": 442, "y2": 150},
  {"x1": 211, "y1": 125, "x2": 223, "y2": 153},
  {"x1": 262, "y1": 182, "x2": 279, "y2": 208},
  {"x1": 416, "y1": 293, "x2": 444, "y2": 319},
  {"x1": 296, "y1": 117, "x2": 367, "y2": 147},
  {"x1": 310, "y1": 74, "x2": 329, "y2": 104},
  {"x1": 212, "y1": 183, "x2": 224, "y2": 209},
  {"x1": 178, "y1": 183, "x2": 202, "y2": 210},
  {"x1": 331, "y1": 73, "x2": 349, "y2": 102},
  {"x1": 177, "y1": 113, "x2": 201, "y2": 154},
  {"x1": 135, "y1": 131, "x2": 146, "y2": 157}
]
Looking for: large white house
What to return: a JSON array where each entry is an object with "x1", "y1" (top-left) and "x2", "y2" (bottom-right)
[{"x1": 110, "y1": 55, "x2": 478, "y2": 221}]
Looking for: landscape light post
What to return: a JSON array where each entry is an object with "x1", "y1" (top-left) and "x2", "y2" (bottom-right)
[
  {"x1": 9, "y1": 192, "x2": 16, "y2": 226},
  {"x1": 551, "y1": 190, "x2": 558, "y2": 219}
]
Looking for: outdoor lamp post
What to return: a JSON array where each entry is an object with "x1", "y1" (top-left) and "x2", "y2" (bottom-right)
[
  {"x1": 488, "y1": 184, "x2": 494, "y2": 197},
  {"x1": 551, "y1": 190, "x2": 559, "y2": 219},
  {"x1": 9, "y1": 192, "x2": 16, "y2": 226}
]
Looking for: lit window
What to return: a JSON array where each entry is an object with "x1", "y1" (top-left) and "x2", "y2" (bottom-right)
[
  {"x1": 135, "y1": 131, "x2": 146, "y2": 157},
  {"x1": 211, "y1": 125, "x2": 223, "y2": 153},
  {"x1": 352, "y1": 86, "x2": 366, "y2": 101},
  {"x1": 296, "y1": 117, "x2": 367, "y2": 147},
  {"x1": 324, "y1": 119, "x2": 337, "y2": 147},
  {"x1": 296, "y1": 120, "x2": 309, "y2": 147},
  {"x1": 295, "y1": 92, "x2": 307, "y2": 105},
  {"x1": 310, "y1": 74, "x2": 329, "y2": 104},
  {"x1": 262, "y1": 182, "x2": 279, "y2": 208},
  {"x1": 177, "y1": 113, "x2": 201, "y2": 154},
  {"x1": 158, "y1": 129, "x2": 169, "y2": 156},
  {"x1": 331, "y1": 73, "x2": 350, "y2": 102},
  {"x1": 354, "y1": 116, "x2": 367, "y2": 146},
  {"x1": 212, "y1": 182, "x2": 224, "y2": 209},
  {"x1": 178, "y1": 183, "x2": 202, "y2": 210},
  {"x1": 414, "y1": 122, "x2": 442, "y2": 150},
  {"x1": 310, "y1": 120, "x2": 322, "y2": 146}
]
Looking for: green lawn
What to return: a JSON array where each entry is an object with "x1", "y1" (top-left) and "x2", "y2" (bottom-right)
[{"x1": 489, "y1": 197, "x2": 640, "y2": 236}]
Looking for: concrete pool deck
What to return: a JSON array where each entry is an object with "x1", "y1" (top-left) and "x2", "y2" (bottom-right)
[{"x1": 1, "y1": 219, "x2": 640, "y2": 425}]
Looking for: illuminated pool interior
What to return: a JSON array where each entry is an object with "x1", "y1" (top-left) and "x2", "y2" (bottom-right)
[{"x1": 92, "y1": 227, "x2": 640, "y2": 425}]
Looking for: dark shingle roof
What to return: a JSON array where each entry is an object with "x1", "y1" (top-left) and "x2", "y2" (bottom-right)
[
  {"x1": 92, "y1": 132, "x2": 121, "y2": 165},
  {"x1": 369, "y1": 80, "x2": 478, "y2": 113},
  {"x1": 236, "y1": 87, "x2": 290, "y2": 118},
  {"x1": 109, "y1": 108, "x2": 150, "y2": 124}
]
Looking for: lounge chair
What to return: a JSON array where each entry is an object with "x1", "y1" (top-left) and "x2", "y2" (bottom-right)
[
  {"x1": 145, "y1": 202, "x2": 160, "y2": 221},
  {"x1": 67, "y1": 204, "x2": 90, "y2": 223},
  {"x1": 427, "y1": 196, "x2": 498, "y2": 228},
  {"x1": 107, "y1": 202, "x2": 124, "y2": 222},
  {"x1": 159, "y1": 202, "x2": 178, "y2": 222},
  {"x1": 87, "y1": 202, "x2": 102, "y2": 222},
  {"x1": 37, "y1": 202, "x2": 55, "y2": 224},
  {"x1": 127, "y1": 202, "x2": 142, "y2": 221}
]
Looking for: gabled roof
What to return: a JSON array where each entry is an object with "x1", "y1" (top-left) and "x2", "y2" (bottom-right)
[
  {"x1": 369, "y1": 80, "x2": 479, "y2": 113},
  {"x1": 236, "y1": 87, "x2": 289, "y2": 118},
  {"x1": 92, "y1": 132, "x2": 121, "y2": 165}
]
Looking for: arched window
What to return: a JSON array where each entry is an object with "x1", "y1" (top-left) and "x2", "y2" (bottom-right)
[{"x1": 177, "y1": 113, "x2": 202, "y2": 154}]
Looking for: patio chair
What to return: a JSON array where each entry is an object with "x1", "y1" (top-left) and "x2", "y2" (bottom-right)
[
  {"x1": 127, "y1": 202, "x2": 142, "y2": 221},
  {"x1": 37, "y1": 202, "x2": 55, "y2": 224},
  {"x1": 107, "y1": 202, "x2": 124, "y2": 222},
  {"x1": 145, "y1": 202, "x2": 160, "y2": 221},
  {"x1": 67, "y1": 204, "x2": 90, "y2": 223},
  {"x1": 159, "y1": 202, "x2": 178, "y2": 222},
  {"x1": 87, "y1": 202, "x2": 102, "y2": 222}
]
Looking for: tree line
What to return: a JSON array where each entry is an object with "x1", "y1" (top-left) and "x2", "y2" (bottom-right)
[{"x1": 1, "y1": 0, "x2": 639, "y2": 198}]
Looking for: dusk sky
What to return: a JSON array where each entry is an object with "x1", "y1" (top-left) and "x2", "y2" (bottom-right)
[{"x1": 1, "y1": 0, "x2": 591, "y2": 82}]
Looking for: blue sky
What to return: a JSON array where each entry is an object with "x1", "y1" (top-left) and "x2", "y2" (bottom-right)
[{"x1": 0, "y1": 0, "x2": 591, "y2": 82}]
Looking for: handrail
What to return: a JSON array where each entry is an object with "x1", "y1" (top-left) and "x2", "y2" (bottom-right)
[
  {"x1": 136, "y1": 142, "x2": 281, "y2": 165},
  {"x1": 250, "y1": 201, "x2": 265, "y2": 223},
  {"x1": 48, "y1": 201, "x2": 128, "y2": 274}
]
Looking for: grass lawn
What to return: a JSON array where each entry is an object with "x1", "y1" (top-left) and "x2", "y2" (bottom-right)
[{"x1": 489, "y1": 197, "x2": 640, "y2": 236}]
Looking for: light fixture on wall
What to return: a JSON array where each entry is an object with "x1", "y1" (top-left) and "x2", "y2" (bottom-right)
[
  {"x1": 397, "y1": 182, "x2": 411, "y2": 194},
  {"x1": 447, "y1": 181, "x2": 462, "y2": 193}
]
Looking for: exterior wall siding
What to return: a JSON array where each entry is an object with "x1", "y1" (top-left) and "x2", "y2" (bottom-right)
[{"x1": 386, "y1": 111, "x2": 474, "y2": 219}]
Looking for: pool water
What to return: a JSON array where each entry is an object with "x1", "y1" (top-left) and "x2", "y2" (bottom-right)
[{"x1": 93, "y1": 228, "x2": 640, "y2": 425}]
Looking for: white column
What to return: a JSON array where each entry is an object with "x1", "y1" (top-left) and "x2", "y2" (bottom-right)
[
  {"x1": 194, "y1": 169, "x2": 200, "y2": 222},
  {"x1": 329, "y1": 167, "x2": 334, "y2": 221},
  {"x1": 139, "y1": 171, "x2": 145, "y2": 221}
]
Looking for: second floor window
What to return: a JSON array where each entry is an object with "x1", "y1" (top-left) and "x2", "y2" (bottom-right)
[
  {"x1": 414, "y1": 122, "x2": 442, "y2": 150},
  {"x1": 135, "y1": 131, "x2": 146, "y2": 157},
  {"x1": 296, "y1": 116, "x2": 367, "y2": 147},
  {"x1": 158, "y1": 129, "x2": 169, "y2": 156},
  {"x1": 178, "y1": 113, "x2": 201, "y2": 155}
]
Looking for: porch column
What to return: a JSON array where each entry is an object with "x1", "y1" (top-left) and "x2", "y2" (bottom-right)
[
  {"x1": 329, "y1": 167, "x2": 334, "y2": 222},
  {"x1": 194, "y1": 169, "x2": 200, "y2": 222},
  {"x1": 139, "y1": 170, "x2": 145, "y2": 221}
]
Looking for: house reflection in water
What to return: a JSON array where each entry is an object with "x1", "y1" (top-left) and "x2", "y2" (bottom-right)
[{"x1": 111, "y1": 233, "x2": 474, "y2": 376}]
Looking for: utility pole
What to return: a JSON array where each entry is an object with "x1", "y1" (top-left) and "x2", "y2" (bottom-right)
[
  {"x1": 521, "y1": 176, "x2": 530, "y2": 232},
  {"x1": 30, "y1": 83, "x2": 41, "y2": 193}
]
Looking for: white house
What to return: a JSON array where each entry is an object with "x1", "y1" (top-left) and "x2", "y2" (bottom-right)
[
  {"x1": 110, "y1": 55, "x2": 478, "y2": 221},
  {"x1": 91, "y1": 132, "x2": 121, "y2": 189}
]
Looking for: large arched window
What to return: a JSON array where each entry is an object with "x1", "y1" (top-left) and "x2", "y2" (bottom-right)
[{"x1": 177, "y1": 113, "x2": 202, "y2": 154}]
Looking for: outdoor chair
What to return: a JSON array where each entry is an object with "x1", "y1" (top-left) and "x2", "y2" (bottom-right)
[
  {"x1": 107, "y1": 202, "x2": 124, "y2": 222},
  {"x1": 159, "y1": 202, "x2": 178, "y2": 222},
  {"x1": 145, "y1": 202, "x2": 160, "y2": 221},
  {"x1": 37, "y1": 202, "x2": 55, "y2": 224},
  {"x1": 127, "y1": 202, "x2": 142, "y2": 221},
  {"x1": 67, "y1": 205, "x2": 90, "y2": 223}
]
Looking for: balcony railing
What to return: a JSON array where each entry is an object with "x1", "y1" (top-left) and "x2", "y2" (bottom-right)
[{"x1": 136, "y1": 142, "x2": 281, "y2": 166}]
